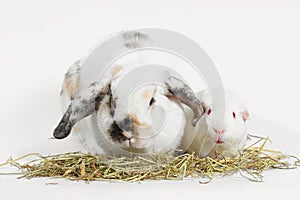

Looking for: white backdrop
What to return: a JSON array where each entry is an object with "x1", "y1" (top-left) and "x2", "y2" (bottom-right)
[{"x1": 0, "y1": 0, "x2": 299, "y2": 199}]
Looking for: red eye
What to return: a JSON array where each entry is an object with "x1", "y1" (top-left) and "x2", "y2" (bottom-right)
[
  {"x1": 207, "y1": 109, "x2": 211, "y2": 115},
  {"x1": 232, "y1": 112, "x2": 236, "y2": 118}
]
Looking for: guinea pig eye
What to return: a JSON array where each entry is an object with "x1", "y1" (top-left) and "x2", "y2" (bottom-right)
[
  {"x1": 149, "y1": 97, "x2": 156, "y2": 106},
  {"x1": 207, "y1": 108, "x2": 211, "y2": 115},
  {"x1": 232, "y1": 112, "x2": 236, "y2": 119}
]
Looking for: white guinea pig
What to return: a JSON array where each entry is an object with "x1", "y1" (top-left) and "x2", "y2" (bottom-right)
[
  {"x1": 182, "y1": 89, "x2": 249, "y2": 158},
  {"x1": 53, "y1": 60, "x2": 202, "y2": 156}
]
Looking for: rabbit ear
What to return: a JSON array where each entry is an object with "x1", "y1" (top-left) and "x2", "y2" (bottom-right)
[
  {"x1": 165, "y1": 76, "x2": 204, "y2": 126},
  {"x1": 53, "y1": 82, "x2": 110, "y2": 139}
]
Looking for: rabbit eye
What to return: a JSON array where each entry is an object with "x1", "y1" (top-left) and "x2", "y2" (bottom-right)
[
  {"x1": 207, "y1": 109, "x2": 211, "y2": 115},
  {"x1": 232, "y1": 112, "x2": 236, "y2": 118},
  {"x1": 149, "y1": 97, "x2": 156, "y2": 106}
]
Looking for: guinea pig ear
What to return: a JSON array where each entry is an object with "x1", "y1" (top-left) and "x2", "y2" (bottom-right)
[
  {"x1": 53, "y1": 82, "x2": 110, "y2": 139},
  {"x1": 165, "y1": 76, "x2": 204, "y2": 126},
  {"x1": 241, "y1": 110, "x2": 250, "y2": 122}
]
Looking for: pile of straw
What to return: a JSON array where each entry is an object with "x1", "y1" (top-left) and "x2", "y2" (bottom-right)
[{"x1": 1, "y1": 136, "x2": 299, "y2": 183}]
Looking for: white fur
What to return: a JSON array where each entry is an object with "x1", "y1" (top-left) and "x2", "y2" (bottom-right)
[
  {"x1": 95, "y1": 85, "x2": 186, "y2": 155},
  {"x1": 182, "y1": 89, "x2": 249, "y2": 158},
  {"x1": 60, "y1": 60, "x2": 187, "y2": 156}
]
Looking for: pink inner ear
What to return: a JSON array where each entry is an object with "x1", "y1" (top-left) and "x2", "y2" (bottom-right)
[{"x1": 241, "y1": 111, "x2": 249, "y2": 121}]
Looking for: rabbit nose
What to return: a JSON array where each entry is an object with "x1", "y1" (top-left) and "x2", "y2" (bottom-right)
[
  {"x1": 213, "y1": 128, "x2": 225, "y2": 134},
  {"x1": 122, "y1": 131, "x2": 133, "y2": 139}
]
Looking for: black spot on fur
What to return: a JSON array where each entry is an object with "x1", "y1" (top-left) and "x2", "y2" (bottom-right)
[
  {"x1": 106, "y1": 84, "x2": 116, "y2": 116},
  {"x1": 165, "y1": 76, "x2": 203, "y2": 126},
  {"x1": 110, "y1": 97, "x2": 116, "y2": 116},
  {"x1": 95, "y1": 87, "x2": 108, "y2": 111},
  {"x1": 53, "y1": 105, "x2": 74, "y2": 139},
  {"x1": 90, "y1": 82, "x2": 97, "y2": 87},
  {"x1": 109, "y1": 121, "x2": 127, "y2": 142},
  {"x1": 123, "y1": 31, "x2": 148, "y2": 48},
  {"x1": 118, "y1": 116, "x2": 135, "y2": 132}
]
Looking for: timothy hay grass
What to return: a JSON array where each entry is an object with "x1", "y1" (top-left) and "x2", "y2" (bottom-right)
[{"x1": 1, "y1": 136, "x2": 299, "y2": 183}]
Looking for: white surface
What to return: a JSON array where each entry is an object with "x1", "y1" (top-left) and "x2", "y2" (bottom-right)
[{"x1": 0, "y1": 0, "x2": 300, "y2": 199}]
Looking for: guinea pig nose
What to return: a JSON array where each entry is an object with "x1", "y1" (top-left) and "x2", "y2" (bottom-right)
[{"x1": 213, "y1": 128, "x2": 225, "y2": 134}]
